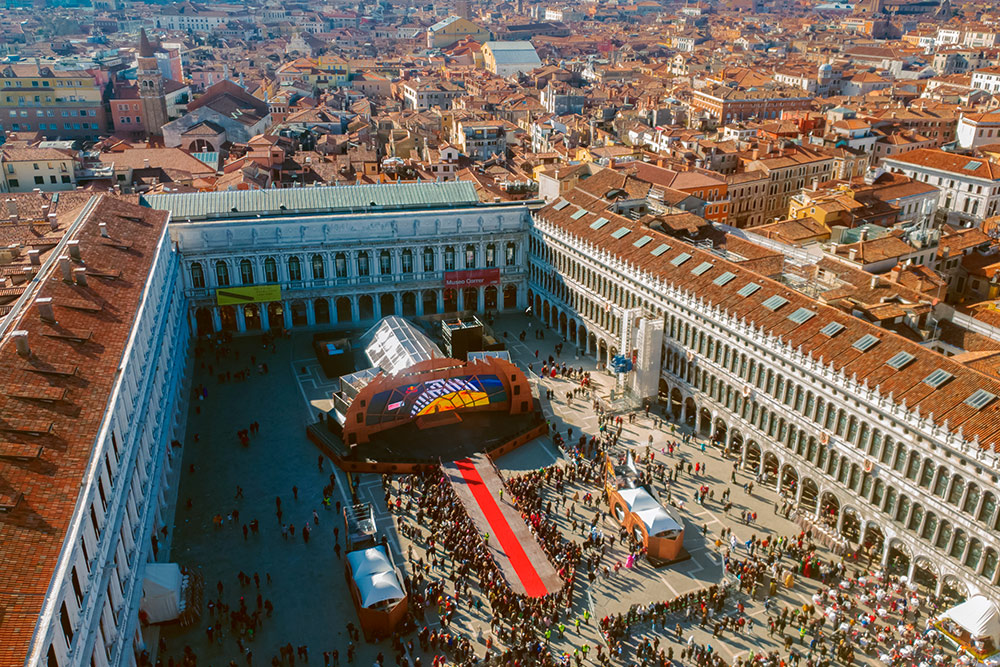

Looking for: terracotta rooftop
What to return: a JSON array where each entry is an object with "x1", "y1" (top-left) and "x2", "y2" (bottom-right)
[
  {"x1": 884, "y1": 149, "x2": 1000, "y2": 180},
  {"x1": 0, "y1": 195, "x2": 169, "y2": 666}
]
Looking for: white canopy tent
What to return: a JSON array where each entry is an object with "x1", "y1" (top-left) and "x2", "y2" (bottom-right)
[
  {"x1": 347, "y1": 546, "x2": 405, "y2": 609},
  {"x1": 140, "y1": 563, "x2": 184, "y2": 624},
  {"x1": 619, "y1": 487, "x2": 683, "y2": 537},
  {"x1": 347, "y1": 547, "x2": 394, "y2": 579},
  {"x1": 941, "y1": 595, "x2": 1000, "y2": 644},
  {"x1": 360, "y1": 571, "x2": 406, "y2": 608}
]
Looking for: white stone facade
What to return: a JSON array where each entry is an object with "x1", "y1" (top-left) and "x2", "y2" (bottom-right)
[
  {"x1": 33, "y1": 211, "x2": 190, "y2": 667},
  {"x1": 171, "y1": 205, "x2": 531, "y2": 335},
  {"x1": 529, "y1": 211, "x2": 1000, "y2": 604}
]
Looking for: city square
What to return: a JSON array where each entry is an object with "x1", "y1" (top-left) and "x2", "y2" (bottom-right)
[{"x1": 152, "y1": 312, "x2": 966, "y2": 667}]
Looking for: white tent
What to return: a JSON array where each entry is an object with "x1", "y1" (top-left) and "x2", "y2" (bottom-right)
[
  {"x1": 348, "y1": 546, "x2": 405, "y2": 609},
  {"x1": 359, "y1": 571, "x2": 406, "y2": 607},
  {"x1": 635, "y1": 507, "x2": 683, "y2": 536},
  {"x1": 347, "y1": 547, "x2": 394, "y2": 579},
  {"x1": 140, "y1": 563, "x2": 183, "y2": 624},
  {"x1": 620, "y1": 488, "x2": 683, "y2": 537},
  {"x1": 942, "y1": 595, "x2": 1000, "y2": 643},
  {"x1": 619, "y1": 487, "x2": 661, "y2": 513}
]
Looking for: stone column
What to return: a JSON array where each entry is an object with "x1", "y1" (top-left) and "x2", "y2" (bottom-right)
[
  {"x1": 235, "y1": 306, "x2": 246, "y2": 333},
  {"x1": 881, "y1": 542, "x2": 892, "y2": 569},
  {"x1": 306, "y1": 300, "x2": 316, "y2": 326},
  {"x1": 211, "y1": 307, "x2": 222, "y2": 332},
  {"x1": 260, "y1": 304, "x2": 270, "y2": 331},
  {"x1": 497, "y1": 285, "x2": 505, "y2": 311},
  {"x1": 437, "y1": 290, "x2": 444, "y2": 314},
  {"x1": 351, "y1": 297, "x2": 360, "y2": 324},
  {"x1": 282, "y1": 301, "x2": 292, "y2": 329}
]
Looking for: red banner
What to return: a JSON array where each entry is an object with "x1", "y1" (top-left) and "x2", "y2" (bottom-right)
[{"x1": 444, "y1": 268, "x2": 500, "y2": 288}]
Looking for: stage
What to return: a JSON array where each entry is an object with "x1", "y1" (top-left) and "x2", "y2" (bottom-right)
[{"x1": 358, "y1": 409, "x2": 542, "y2": 464}]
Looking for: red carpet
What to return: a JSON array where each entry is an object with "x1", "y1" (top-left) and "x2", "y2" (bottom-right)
[{"x1": 453, "y1": 458, "x2": 548, "y2": 597}]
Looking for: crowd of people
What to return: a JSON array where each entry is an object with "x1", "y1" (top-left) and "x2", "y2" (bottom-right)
[{"x1": 156, "y1": 328, "x2": 976, "y2": 667}]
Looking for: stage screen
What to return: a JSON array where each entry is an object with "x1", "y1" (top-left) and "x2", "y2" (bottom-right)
[{"x1": 366, "y1": 374, "x2": 507, "y2": 425}]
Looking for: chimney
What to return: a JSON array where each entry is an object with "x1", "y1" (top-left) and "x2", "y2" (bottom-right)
[
  {"x1": 99, "y1": 222, "x2": 109, "y2": 238},
  {"x1": 870, "y1": 275, "x2": 878, "y2": 289},
  {"x1": 68, "y1": 240, "x2": 81, "y2": 261},
  {"x1": 27, "y1": 249, "x2": 41, "y2": 266},
  {"x1": 143, "y1": 158, "x2": 150, "y2": 169},
  {"x1": 11, "y1": 330, "x2": 29, "y2": 357},
  {"x1": 59, "y1": 255, "x2": 72, "y2": 281},
  {"x1": 48, "y1": 212, "x2": 58, "y2": 231},
  {"x1": 752, "y1": 148, "x2": 760, "y2": 160},
  {"x1": 848, "y1": 248, "x2": 858, "y2": 261},
  {"x1": 7, "y1": 243, "x2": 19, "y2": 259},
  {"x1": 5, "y1": 198, "x2": 17, "y2": 217},
  {"x1": 37, "y1": 296, "x2": 54, "y2": 322},
  {"x1": 74, "y1": 268, "x2": 88, "y2": 287}
]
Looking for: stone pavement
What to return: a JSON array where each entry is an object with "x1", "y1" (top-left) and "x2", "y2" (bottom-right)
[{"x1": 158, "y1": 314, "x2": 881, "y2": 667}]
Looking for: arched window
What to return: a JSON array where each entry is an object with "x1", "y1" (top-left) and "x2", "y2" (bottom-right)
[
  {"x1": 920, "y1": 512, "x2": 937, "y2": 540},
  {"x1": 401, "y1": 249, "x2": 413, "y2": 273},
  {"x1": 948, "y1": 476, "x2": 964, "y2": 505},
  {"x1": 982, "y1": 549, "x2": 998, "y2": 580},
  {"x1": 485, "y1": 243, "x2": 496, "y2": 267},
  {"x1": 464, "y1": 244, "x2": 477, "y2": 269},
  {"x1": 895, "y1": 495, "x2": 910, "y2": 523},
  {"x1": 423, "y1": 247, "x2": 435, "y2": 272},
  {"x1": 950, "y1": 529, "x2": 967, "y2": 560},
  {"x1": 967, "y1": 539, "x2": 983, "y2": 569},
  {"x1": 264, "y1": 257, "x2": 277, "y2": 283},
  {"x1": 240, "y1": 259, "x2": 254, "y2": 285},
  {"x1": 190, "y1": 262, "x2": 205, "y2": 288},
  {"x1": 444, "y1": 246, "x2": 455, "y2": 271},
  {"x1": 980, "y1": 492, "x2": 997, "y2": 525},
  {"x1": 287, "y1": 256, "x2": 301, "y2": 282},
  {"x1": 215, "y1": 261, "x2": 230, "y2": 287},
  {"x1": 935, "y1": 520, "x2": 952, "y2": 549},
  {"x1": 311, "y1": 254, "x2": 325, "y2": 280},
  {"x1": 963, "y1": 484, "x2": 980, "y2": 515},
  {"x1": 357, "y1": 251, "x2": 370, "y2": 277},
  {"x1": 335, "y1": 252, "x2": 347, "y2": 278},
  {"x1": 505, "y1": 241, "x2": 516, "y2": 266},
  {"x1": 919, "y1": 460, "x2": 935, "y2": 488},
  {"x1": 379, "y1": 250, "x2": 392, "y2": 275}
]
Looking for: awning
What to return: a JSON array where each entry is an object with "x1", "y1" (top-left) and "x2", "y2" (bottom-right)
[
  {"x1": 618, "y1": 487, "x2": 661, "y2": 512},
  {"x1": 942, "y1": 595, "x2": 1000, "y2": 641},
  {"x1": 347, "y1": 545, "x2": 405, "y2": 609},
  {"x1": 360, "y1": 571, "x2": 406, "y2": 607},
  {"x1": 140, "y1": 563, "x2": 183, "y2": 624},
  {"x1": 347, "y1": 546, "x2": 394, "y2": 579},
  {"x1": 635, "y1": 507, "x2": 683, "y2": 535}
]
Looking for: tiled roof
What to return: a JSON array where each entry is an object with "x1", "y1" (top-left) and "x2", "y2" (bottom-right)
[
  {"x1": 536, "y1": 187, "x2": 1000, "y2": 450},
  {"x1": 143, "y1": 180, "x2": 480, "y2": 221},
  {"x1": 884, "y1": 149, "x2": 1000, "y2": 180},
  {"x1": 0, "y1": 196, "x2": 169, "y2": 666}
]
